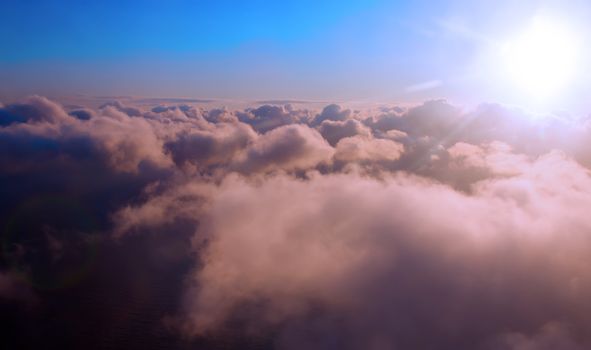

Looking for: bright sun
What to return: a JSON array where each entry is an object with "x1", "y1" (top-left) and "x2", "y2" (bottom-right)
[{"x1": 502, "y1": 16, "x2": 580, "y2": 98}]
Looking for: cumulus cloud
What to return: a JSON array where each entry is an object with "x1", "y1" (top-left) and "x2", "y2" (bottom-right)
[
  {"x1": 233, "y1": 124, "x2": 334, "y2": 173},
  {"x1": 334, "y1": 135, "x2": 404, "y2": 164},
  {"x1": 122, "y1": 153, "x2": 591, "y2": 349},
  {"x1": 4, "y1": 96, "x2": 591, "y2": 349},
  {"x1": 165, "y1": 122, "x2": 256, "y2": 170},
  {"x1": 0, "y1": 95, "x2": 72, "y2": 125},
  {"x1": 310, "y1": 104, "x2": 352, "y2": 126},
  {"x1": 237, "y1": 104, "x2": 310, "y2": 133},
  {"x1": 99, "y1": 100, "x2": 143, "y2": 117},
  {"x1": 318, "y1": 118, "x2": 371, "y2": 146}
]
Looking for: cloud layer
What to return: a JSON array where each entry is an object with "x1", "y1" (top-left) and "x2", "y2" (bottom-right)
[{"x1": 2, "y1": 96, "x2": 591, "y2": 349}]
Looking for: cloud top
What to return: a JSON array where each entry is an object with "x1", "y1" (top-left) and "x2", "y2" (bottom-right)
[{"x1": 2, "y1": 96, "x2": 591, "y2": 349}]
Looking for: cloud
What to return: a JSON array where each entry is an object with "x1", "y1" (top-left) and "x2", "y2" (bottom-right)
[
  {"x1": 334, "y1": 135, "x2": 404, "y2": 164},
  {"x1": 237, "y1": 104, "x2": 310, "y2": 133},
  {"x1": 0, "y1": 95, "x2": 72, "y2": 125},
  {"x1": 155, "y1": 153, "x2": 591, "y2": 349},
  {"x1": 68, "y1": 108, "x2": 95, "y2": 121},
  {"x1": 165, "y1": 122, "x2": 256, "y2": 170},
  {"x1": 4, "y1": 95, "x2": 591, "y2": 349},
  {"x1": 99, "y1": 100, "x2": 143, "y2": 117},
  {"x1": 405, "y1": 79, "x2": 443, "y2": 93},
  {"x1": 0, "y1": 97, "x2": 175, "y2": 288},
  {"x1": 310, "y1": 104, "x2": 352, "y2": 126},
  {"x1": 233, "y1": 124, "x2": 334, "y2": 173},
  {"x1": 317, "y1": 118, "x2": 371, "y2": 146}
]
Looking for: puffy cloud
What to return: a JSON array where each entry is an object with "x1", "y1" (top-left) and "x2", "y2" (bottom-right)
[
  {"x1": 334, "y1": 135, "x2": 404, "y2": 163},
  {"x1": 151, "y1": 104, "x2": 192, "y2": 113},
  {"x1": 0, "y1": 97, "x2": 174, "y2": 263},
  {"x1": 310, "y1": 104, "x2": 352, "y2": 126},
  {"x1": 0, "y1": 95, "x2": 72, "y2": 125},
  {"x1": 412, "y1": 141, "x2": 533, "y2": 191},
  {"x1": 204, "y1": 108, "x2": 239, "y2": 124},
  {"x1": 238, "y1": 104, "x2": 310, "y2": 133},
  {"x1": 317, "y1": 118, "x2": 371, "y2": 146},
  {"x1": 363, "y1": 109, "x2": 404, "y2": 133},
  {"x1": 167, "y1": 154, "x2": 591, "y2": 349},
  {"x1": 5, "y1": 95, "x2": 591, "y2": 349},
  {"x1": 233, "y1": 124, "x2": 334, "y2": 173},
  {"x1": 446, "y1": 141, "x2": 528, "y2": 176},
  {"x1": 399, "y1": 99, "x2": 462, "y2": 138},
  {"x1": 86, "y1": 107, "x2": 172, "y2": 172},
  {"x1": 364, "y1": 99, "x2": 460, "y2": 139},
  {"x1": 165, "y1": 122, "x2": 257, "y2": 170},
  {"x1": 99, "y1": 100, "x2": 143, "y2": 117},
  {"x1": 68, "y1": 108, "x2": 95, "y2": 121}
]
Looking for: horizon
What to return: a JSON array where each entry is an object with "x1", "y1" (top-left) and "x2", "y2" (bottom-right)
[
  {"x1": 2, "y1": 0, "x2": 591, "y2": 114},
  {"x1": 3, "y1": 1, "x2": 591, "y2": 350}
]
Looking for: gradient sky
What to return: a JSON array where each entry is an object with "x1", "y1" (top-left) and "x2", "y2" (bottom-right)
[{"x1": 1, "y1": 0, "x2": 590, "y2": 112}]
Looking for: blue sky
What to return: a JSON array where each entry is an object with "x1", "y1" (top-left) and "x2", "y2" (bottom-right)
[{"x1": 1, "y1": 0, "x2": 590, "y2": 112}]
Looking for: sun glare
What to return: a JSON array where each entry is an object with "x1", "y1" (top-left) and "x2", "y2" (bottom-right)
[{"x1": 502, "y1": 16, "x2": 580, "y2": 98}]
